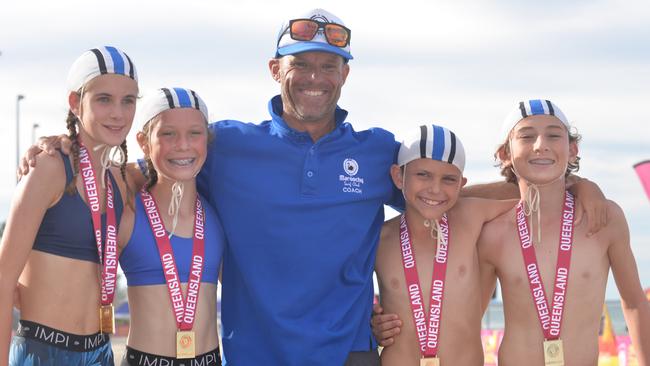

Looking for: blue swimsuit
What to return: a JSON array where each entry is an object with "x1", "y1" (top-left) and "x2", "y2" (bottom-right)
[{"x1": 120, "y1": 191, "x2": 224, "y2": 286}]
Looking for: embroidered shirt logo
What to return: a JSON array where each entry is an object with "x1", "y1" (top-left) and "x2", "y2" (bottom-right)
[
  {"x1": 343, "y1": 158, "x2": 359, "y2": 176},
  {"x1": 340, "y1": 158, "x2": 364, "y2": 194}
]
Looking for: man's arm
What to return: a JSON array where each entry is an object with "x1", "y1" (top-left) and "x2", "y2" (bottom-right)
[
  {"x1": 370, "y1": 304, "x2": 402, "y2": 347},
  {"x1": 126, "y1": 162, "x2": 147, "y2": 191},
  {"x1": 463, "y1": 176, "x2": 609, "y2": 234},
  {"x1": 17, "y1": 135, "x2": 69, "y2": 178},
  {"x1": 566, "y1": 177, "x2": 608, "y2": 236},
  {"x1": 607, "y1": 202, "x2": 650, "y2": 365}
]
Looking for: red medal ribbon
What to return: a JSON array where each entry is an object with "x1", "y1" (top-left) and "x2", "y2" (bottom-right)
[
  {"x1": 140, "y1": 188, "x2": 205, "y2": 331},
  {"x1": 399, "y1": 213, "x2": 450, "y2": 358},
  {"x1": 516, "y1": 191, "x2": 575, "y2": 340},
  {"x1": 78, "y1": 144, "x2": 118, "y2": 307}
]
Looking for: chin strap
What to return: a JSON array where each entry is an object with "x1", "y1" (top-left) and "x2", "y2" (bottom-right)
[
  {"x1": 168, "y1": 181, "x2": 184, "y2": 238},
  {"x1": 424, "y1": 219, "x2": 443, "y2": 258},
  {"x1": 522, "y1": 184, "x2": 541, "y2": 245},
  {"x1": 95, "y1": 144, "x2": 126, "y2": 189}
]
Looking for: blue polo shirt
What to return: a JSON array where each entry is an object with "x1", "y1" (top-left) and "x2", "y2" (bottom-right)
[{"x1": 198, "y1": 95, "x2": 401, "y2": 365}]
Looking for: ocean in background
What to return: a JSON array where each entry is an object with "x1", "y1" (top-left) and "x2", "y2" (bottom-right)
[{"x1": 482, "y1": 299, "x2": 628, "y2": 335}]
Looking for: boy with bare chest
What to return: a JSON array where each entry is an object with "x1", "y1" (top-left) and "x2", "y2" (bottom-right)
[
  {"x1": 478, "y1": 100, "x2": 650, "y2": 366},
  {"x1": 375, "y1": 125, "x2": 514, "y2": 366}
]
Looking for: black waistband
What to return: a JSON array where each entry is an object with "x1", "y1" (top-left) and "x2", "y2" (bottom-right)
[
  {"x1": 122, "y1": 346, "x2": 221, "y2": 366},
  {"x1": 16, "y1": 320, "x2": 109, "y2": 351}
]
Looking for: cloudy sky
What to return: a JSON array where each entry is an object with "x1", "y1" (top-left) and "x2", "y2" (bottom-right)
[{"x1": 1, "y1": 0, "x2": 648, "y2": 299}]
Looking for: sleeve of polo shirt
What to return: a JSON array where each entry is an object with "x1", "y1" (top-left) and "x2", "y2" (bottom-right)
[
  {"x1": 385, "y1": 138, "x2": 405, "y2": 212},
  {"x1": 196, "y1": 122, "x2": 219, "y2": 200}
]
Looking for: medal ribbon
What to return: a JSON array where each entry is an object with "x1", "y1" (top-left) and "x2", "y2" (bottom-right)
[
  {"x1": 516, "y1": 191, "x2": 575, "y2": 340},
  {"x1": 140, "y1": 188, "x2": 205, "y2": 331},
  {"x1": 399, "y1": 213, "x2": 450, "y2": 358},
  {"x1": 78, "y1": 144, "x2": 118, "y2": 307}
]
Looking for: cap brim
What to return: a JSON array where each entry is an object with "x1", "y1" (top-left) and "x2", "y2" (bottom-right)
[{"x1": 277, "y1": 41, "x2": 353, "y2": 60}]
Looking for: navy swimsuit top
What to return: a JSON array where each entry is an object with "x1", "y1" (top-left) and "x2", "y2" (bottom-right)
[
  {"x1": 119, "y1": 191, "x2": 224, "y2": 286},
  {"x1": 32, "y1": 151, "x2": 124, "y2": 263}
]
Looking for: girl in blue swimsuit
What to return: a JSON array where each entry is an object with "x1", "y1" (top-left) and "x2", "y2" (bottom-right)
[{"x1": 117, "y1": 88, "x2": 225, "y2": 366}]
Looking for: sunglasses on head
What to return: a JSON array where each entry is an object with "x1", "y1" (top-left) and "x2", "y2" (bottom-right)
[{"x1": 282, "y1": 18, "x2": 351, "y2": 48}]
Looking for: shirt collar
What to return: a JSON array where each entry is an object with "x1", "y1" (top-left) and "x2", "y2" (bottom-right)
[{"x1": 268, "y1": 95, "x2": 349, "y2": 143}]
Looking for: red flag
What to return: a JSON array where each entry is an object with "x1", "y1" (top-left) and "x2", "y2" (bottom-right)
[{"x1": 634, "y1": 160, "x2": 650, "y2": 201}]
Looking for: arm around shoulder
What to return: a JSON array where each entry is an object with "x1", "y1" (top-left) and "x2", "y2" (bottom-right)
[{"x1": 461, "y1": 180, "x2": 519, "y2": 200}]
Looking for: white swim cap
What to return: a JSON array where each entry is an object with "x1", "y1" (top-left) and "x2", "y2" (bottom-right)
[
  {"x1": 398, "y1": 124, "x2": 465, "y2": 173},
  {"x1": 135, "y1": 87, "x2": 209, "y2": 130},
  {"x1": 66, "y1": 46, "x2": 137, "y2": 92},
  {"x1": 501, "y1": 99, "x2": 569, "y2": 138}
]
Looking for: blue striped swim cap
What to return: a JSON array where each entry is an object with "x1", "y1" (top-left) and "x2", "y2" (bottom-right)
[
  {"x1": 66, "y1": 46, "x2": 138, "y2": 92},
  {"x1": 135, "y1": 87, "x2": 209, "y2": 130},
  {"x1": 398, "y1": 124, "x2": 465, "y2": 173},
  {"x1": 501, "y1": 99, "x2": 569, "y2": 137}
]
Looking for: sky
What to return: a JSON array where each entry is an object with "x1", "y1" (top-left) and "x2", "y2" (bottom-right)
[{"x1": 0, "y1": 0, "x2": 649, "y2": 300}]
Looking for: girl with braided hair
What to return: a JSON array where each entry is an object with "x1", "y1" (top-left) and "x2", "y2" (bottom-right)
[{"x1": 0, "y1": 46, "x2": 138, "y2": 366}]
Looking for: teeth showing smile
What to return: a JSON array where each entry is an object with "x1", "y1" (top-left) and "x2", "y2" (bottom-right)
[
  {"x1": 104, "y1": 125, "x2": 123, "y2": 131},
  {"x1": 169, "y1": 158, "x2": 195, "y2": 166},
  {"x1": 303, "y1": 90, "x2": 325, "y2": 97},
  {"x1": 529, "y1": 158, "x2": 554, "y2": 165},
  {"x1": 420, "y1": 197, "x2": 444, "y2": 206}
]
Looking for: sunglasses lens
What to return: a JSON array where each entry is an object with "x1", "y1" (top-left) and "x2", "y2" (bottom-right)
[
  {"x1": 324, "y1": 24, "x2": 349, "y2": 47},
  {"x1": 290, "y1": 20, "x2": 319, "y2": 41}
]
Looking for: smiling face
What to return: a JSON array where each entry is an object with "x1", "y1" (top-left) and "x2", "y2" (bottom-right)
[
  {"x1": 69, "y1": 73, "x2": 138, "y2": 147},
  {"x1": 505, "y1": 115, "x2": 578, "y2": 185},
  {"x1": 269, "y1": 51, "x2": 349, "y2": 129},
  {"x1": 138, "y1": 108, "x2": 208, "y2": 184},
  {"x1": 391, "y1": 158, "x2": 467, "y2": 221}
]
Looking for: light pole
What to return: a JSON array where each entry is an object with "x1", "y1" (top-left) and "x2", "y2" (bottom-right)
[
  {"x1": 16, "y1": 94, "x2": 25, "y2": 183},
  {"x1": 32, "y1": 123, "x2": 40, "y2": 144}
]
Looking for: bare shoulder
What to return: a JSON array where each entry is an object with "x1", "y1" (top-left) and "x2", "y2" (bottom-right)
[
  {"x1": 597, "y1": 199, "x2": 628, "y2": 241},
  {"x1": 376, "y1": 215, "x2": 402, "y2": 269},
  {"x1": 380, "y1": 215, "x2": 401, "y2": 244}
]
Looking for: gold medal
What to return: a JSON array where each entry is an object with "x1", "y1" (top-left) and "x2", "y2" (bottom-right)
[
  {"x1": 420, "y1": 357, "x2": 440, "y2": 366},
  {"x1": 176, "y1": 331, "x2": 196, "y2": 359},
  {"x1": 543, "y1": 339, "x2": 564, "y2": 366},
  {"x1": 99, "y1": 304, "x2": 115, "y2": 334}
]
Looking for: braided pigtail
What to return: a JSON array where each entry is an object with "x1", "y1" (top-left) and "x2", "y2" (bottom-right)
[
  {"x1": 119, "y1": 140, "x2": 134, "y2": 208},
  {"x1": 144, "y1": 157, "x2": 158, "y2": 191},
  {"x1": 65, "y1": 110, "x2": 81, "y2": 194}
]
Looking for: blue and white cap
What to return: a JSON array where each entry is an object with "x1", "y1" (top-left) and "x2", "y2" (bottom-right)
[
  {"x1": 276, "y1": 8, "x2": 353, "y2": 60},
  {"x1": 135, "y1": 87, "x2": 209, "y2": 130},
  {"x1": 398, "y1": 124, "x2": 466, "y2": 173},
  {"x1": 66, "y1": 46, "x2": 137, "y2": 92},
  {"x1": 502, "y1": 99, "x2": 569, "y2": 137}
]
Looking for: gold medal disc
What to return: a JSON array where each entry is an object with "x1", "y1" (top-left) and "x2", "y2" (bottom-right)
[
  {"x1": 99, "y1": 304, "x2": 115, "y2": 334},
  {"x1": 420, "y1": 357, "x2": 440, "y2": 366},
  {"x1": 543, "y1": 339, "x2": 564, "y2": 366},
  {"x1": 176, "y1": 331, "x2": 196, "y2": 359}
]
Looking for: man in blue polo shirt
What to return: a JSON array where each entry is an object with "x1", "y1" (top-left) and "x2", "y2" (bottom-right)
[{"x1": 200, "y1": 8, "x2": 399, "y2": 365}]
